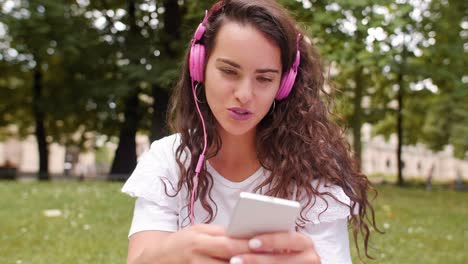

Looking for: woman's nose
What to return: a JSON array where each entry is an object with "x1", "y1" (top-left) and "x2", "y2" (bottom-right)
[{"x1": 233, "y1": 79, "x2": 253, "y2": 104}]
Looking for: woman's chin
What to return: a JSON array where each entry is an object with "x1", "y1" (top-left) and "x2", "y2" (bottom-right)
[{"x1": 219, "y1": 123, "x2": 256, "y2": 137}]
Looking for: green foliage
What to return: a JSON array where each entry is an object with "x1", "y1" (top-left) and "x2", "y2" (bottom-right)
[
  {"x1": 0, "y1": 0, "x2": 118, "y2": 148},
  {"x1": 0, "y1": 0, "x2": 466, "y2": 174},
  {"x1": 418, "y1": 0, "x2": 467, "y2": 158},
  {"x1": 295, "y1": 0, "x2": 396, "y2": 161},
  {"x1": 0, "y1": 0, "x2": 205, "y2": 147},
  {"x1": 95, "y1": 146, "x2": 113, "y2": 166}
]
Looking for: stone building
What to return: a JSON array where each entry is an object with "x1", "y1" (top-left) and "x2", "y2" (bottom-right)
[
  {"x1": 0, "y1": 129, "x2": 466, "y2": 181},
  {"x1": 361, "y1": 124, "x2": 467, "y2": 181}
]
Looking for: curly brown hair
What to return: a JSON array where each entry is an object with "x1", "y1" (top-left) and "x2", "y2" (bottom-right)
[{"x1": 167, "y1": 0, "x2": 381, "y2": 260}]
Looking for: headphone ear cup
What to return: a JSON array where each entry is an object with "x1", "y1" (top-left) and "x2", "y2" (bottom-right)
[
  {"x1": 189, "y1": 43, "x2": 206, "y2": 83},
  {"x1": 276, "y1": 44, "x2": 301, "y2": 100},
  {"x1": 276, "y1": 69, "x2": 298, "y2": 100}
]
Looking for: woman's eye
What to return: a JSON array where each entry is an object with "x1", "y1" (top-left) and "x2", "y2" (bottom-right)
[
  {"x1": 221, "y1": 68, "x2": 236, "y2": 75},
  {"x1": 257, "y1": 76, "x2": 272, "y2": 83}
]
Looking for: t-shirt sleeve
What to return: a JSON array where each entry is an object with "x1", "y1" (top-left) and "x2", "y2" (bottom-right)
[
  {"x1": 301, "y1": 182, "x2": 354, "y2": 224},
  {"x1": 300, "y1": 218, "x2": 352, "y2": 264},
  {"x1": 121, "y1": 136, "x2": 180, "y2": 237},
  {"x1": 128, "y1": 197, "x2": 178, "y2": 237},
  {"x1": 298, "y1": 182, "x2": 355, "y2": 263}
]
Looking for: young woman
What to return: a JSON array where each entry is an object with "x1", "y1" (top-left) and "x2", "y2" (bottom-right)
[{"x1": 122, "y1": 0, "x2": 379, "y2": 263}]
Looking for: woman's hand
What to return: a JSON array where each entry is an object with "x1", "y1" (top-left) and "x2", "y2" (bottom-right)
[
  {"x1": 156, "y1": 224, "x2": 250, "y2": 264},
  {"x1": 229, "y1": 231, "x2": 320, "y2": 264}
]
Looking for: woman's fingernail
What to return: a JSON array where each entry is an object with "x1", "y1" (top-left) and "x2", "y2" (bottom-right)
[
  {"x1": 248, "y1": 238, "x2": 262, "y2": 249},
  {"x1": 230, "y1": 256, "x2": 243, "y2": 264}
]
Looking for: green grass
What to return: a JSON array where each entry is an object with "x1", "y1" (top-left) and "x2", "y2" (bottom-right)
[
  {"x1": 0, "y1": 181, "x2": 132, "y2": 264},
  {"x1": 362, "y1": 184, "x2": 468, "y2": 264},
  {"x1": 0, "y1": 181, "x2": 467, "y2": 264}
]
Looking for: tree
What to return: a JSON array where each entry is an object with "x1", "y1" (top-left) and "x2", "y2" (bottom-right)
[
  {"x1": 1, "y1": 1, "x2": 100, "y2": 179},
  {"x1": 372, "y1": 0, "x2": 467, "y2": 184},
  {"x1": 88, "y1": 0, "x2": 207, "y2": 179},
  {"x1": 290, "y1": 0, "x2": 392, "y2": 166},
  {"x1": 420, "y1": 0, "x2": 467, "y2": 159},
  {"x1": 0, "y1": 1, "x2": 206, "y2": 179},
  {"x1": 367, "y1": 1, "x2": 435, "y2": 185}
]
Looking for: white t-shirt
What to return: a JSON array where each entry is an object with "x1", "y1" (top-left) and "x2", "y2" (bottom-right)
[{"x1": 122, "y1": 134, "x2": 353, "y2": 264}]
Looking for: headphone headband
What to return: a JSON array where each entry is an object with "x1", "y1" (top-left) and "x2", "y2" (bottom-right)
[{"x1": 189, "y1": 3, "x2": 301, "y2": 100}]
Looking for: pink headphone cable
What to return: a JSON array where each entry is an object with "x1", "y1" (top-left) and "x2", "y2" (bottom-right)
[
  {"x1": 190, "y1": 81, "x2": 208, "y2": 225},
  {"x1": 187, "y1": 2, "x2": 300, "y2": 225}
]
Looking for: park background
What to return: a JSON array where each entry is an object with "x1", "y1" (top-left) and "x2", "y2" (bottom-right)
[{"x1": 0, "y1": 0, "x2": 466, "y2": 263}]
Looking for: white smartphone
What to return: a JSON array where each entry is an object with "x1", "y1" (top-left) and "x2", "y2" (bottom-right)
[{"x1": 227, "y1": 192, "x2": 301, "y2": 238}]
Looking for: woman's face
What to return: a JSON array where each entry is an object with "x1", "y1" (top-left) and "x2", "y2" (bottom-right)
[{"x1": 204, "y1": 21, "x2": 282, "y2": 137}]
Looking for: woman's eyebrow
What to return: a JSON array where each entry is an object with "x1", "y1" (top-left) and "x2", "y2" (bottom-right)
[
  {"x1": 216, "y1": 58, "x2": 241, "y2": 68},
  {"x1": 216, "y1": 58, "x2": 279, "y2": 74},
  {"x1": 255, "y1": 68, "x2": 279, "y2": 74}
]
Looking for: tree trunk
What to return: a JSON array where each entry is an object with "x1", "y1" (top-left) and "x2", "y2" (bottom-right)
[
  {"x1": 109, "y1": 88, "x2": 140, "y2": 180},
  {"x1": 33, "y1": 62, "x2": 49, "y2": 180},
  {"x1": 150, "y1": 84, "x2": 170, "y2": 142},
  {"x1": 352, "y1": 67, "x2": 364, "y2": 168},
  {"x1": 109, "y1": 0, "x2": 140, "y2": 181},
  {"x1": 396, "y1": 46, "x2": 408, "y2": 187},
  {"x1": 148, "y1": 0, "x2": 183, "y2": 142},
  {"x1": 163, "y1": 0, "x2": 182, "y2": 50},
  {"x1": 396, "y1": 71, "x2": 404, "y2": 186}
]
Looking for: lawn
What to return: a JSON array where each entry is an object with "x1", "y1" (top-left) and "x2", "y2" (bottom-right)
[{"x1": 0, "y1": 181, "x2": 466, "y2": 264}]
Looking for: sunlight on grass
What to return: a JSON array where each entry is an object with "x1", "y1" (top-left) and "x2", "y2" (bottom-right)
[{"x1": 0, "y1": 181, "x2": 466, "y2": 263}]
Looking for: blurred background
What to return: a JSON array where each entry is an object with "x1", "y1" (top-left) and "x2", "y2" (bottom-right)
[{"x1": 0, "y1": 0, "x2": 466, "y2": 263}]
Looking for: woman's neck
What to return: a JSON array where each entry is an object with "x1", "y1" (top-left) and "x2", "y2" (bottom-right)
[{"x1": 209, "y1": 126, "x2": 260, "y2": 182}]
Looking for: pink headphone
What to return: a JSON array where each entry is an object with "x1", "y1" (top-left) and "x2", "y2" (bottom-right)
[
  {"x1": 187, "y1": 2, "x2": 301, "y2": 224},
  {"x1": 189, "y1": 4, "x2": 301, "y2": 100}
]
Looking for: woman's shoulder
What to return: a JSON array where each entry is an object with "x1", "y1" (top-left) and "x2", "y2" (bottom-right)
[
  {"x1": 149, "y1": 133, "x2": 182, "y2": 154},
  {"x1": 311, "y1": 179, "x2": 349, "y2": 201},
  {"x1": 121, "y1": 133, "x2": 184, "y2": 203},
  {"x1": 301, "y1": 179, "x2": 355, "y2": 224},
  {"x1": 149, "y1": 133, "x2": 191, "y2": 166}
]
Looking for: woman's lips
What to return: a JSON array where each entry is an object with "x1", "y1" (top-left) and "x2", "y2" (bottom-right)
[{"x1": 228, "y1": 107, "x2": 253, "y2": 121}]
